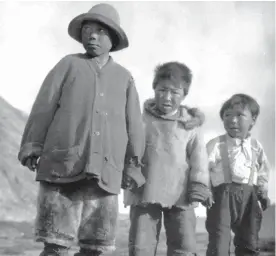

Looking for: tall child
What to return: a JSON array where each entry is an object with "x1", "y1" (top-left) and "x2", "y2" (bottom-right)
[{"x1": 18, "y1": 4, "x2": 145, "y2": 256}]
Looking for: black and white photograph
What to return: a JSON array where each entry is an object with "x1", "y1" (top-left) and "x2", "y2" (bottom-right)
[{"x1": 0, "y1": 1, "x2": 274, "y2": 256}]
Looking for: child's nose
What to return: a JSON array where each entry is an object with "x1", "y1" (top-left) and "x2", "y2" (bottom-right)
[
  {"x1": 230, "y1": 116, "x2": 238, "y2": 124},
  {"x1": 163, "y1": 92, "x2": 172, "y2": 100},
  {"x1": 89, "y1": 31, "x2": 98, "y2": 40}
]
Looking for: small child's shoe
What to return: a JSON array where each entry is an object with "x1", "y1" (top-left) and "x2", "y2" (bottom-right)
[
  {"x1": 39, "y1": 243, "x2": 69, "y2": 256},
  {"x1": 74, "y1": 248, "x2": 101, "y2": 256}
]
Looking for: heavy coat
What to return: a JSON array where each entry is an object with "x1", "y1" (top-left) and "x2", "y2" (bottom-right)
[{"x1": 18, "y1": 54, "x2": 145, "y2": 194}]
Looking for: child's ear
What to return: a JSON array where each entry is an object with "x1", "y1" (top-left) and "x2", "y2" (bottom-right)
[{"x1": 249, "y1": 116, "x2": 257, "y2": 130}]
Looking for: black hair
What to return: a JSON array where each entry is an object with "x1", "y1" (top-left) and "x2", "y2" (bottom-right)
[
  {"x1": 220, "y1": 93, "x2": 260, "y2": 120},
  {"x1": 152, "y1": 62, "x2": 193, "y2": 95}
]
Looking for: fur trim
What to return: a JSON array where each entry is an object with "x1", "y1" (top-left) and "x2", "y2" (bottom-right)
[
  {"x1": 188, "y1": 182, "x2": 211, "y2": 203},
  {"x1": 143, "y1": 98, "x2": 205, "y2": 129}
]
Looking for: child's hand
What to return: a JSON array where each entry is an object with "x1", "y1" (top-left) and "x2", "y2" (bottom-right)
[
  {"x1": 25, "y1": 156, "x2": 39, "y2": 172},
  {"x1": 122, "y1": 173, "x2": 137, "y2": 190},
  {"x1": 259, "y1": 197, "x2": 270, "y2": 211},
  {"x1": 254, "y1": 186, "x2": 270, "y2": 211},
  {"x1": 202, "y1": 195, "x2": 214, "y2": 209}
]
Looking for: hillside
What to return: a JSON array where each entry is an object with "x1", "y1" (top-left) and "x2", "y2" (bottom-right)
[{"x1": 0, "y1": 96, "x2": 37, "y2": 221}]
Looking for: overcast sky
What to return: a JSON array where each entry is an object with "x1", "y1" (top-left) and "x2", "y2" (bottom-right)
[{"x1": 0, "y1": 1, "x2": 274, "y2": 215}]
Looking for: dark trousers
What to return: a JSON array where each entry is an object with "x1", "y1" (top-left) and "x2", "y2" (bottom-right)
[
  {"x1": 206, "y1": 183, "x2": 262, "y2": 256},
  {"x1": 129, "y1": 204, "x2": 197, "y2": 256}
]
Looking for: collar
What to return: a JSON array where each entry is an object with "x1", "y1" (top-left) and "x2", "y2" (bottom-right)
[
  {"x1": 226, "y1": 133, "x2": 252, "y2": 147},
  {"x1": 143, "y1": 98, "x2": 191, "y2": 123},
  {"x1": 84, "y1": 53, "x2": 113, "y2": 70}
]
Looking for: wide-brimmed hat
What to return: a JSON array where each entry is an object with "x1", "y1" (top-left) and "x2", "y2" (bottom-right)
[{"x1": 68, "y1": 3, "x2": 129, "y2": 52}]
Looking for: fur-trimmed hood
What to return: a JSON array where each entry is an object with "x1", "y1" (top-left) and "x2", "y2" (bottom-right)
[{"x1": 143, "y1": 98, "x2": 205, "y2": 129}]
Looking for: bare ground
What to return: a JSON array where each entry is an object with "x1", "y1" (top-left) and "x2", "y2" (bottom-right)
[{"x1": 0, "y1": 215, "x2": 274, "y2": 256}]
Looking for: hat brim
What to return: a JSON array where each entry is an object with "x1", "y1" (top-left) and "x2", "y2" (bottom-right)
[{"x1": 68, "y1": 13, "x2": 129, "y2": 52}]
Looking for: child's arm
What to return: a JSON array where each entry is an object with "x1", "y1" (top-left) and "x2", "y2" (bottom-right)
[
  {"x1": 123, "y1": 77, "x2": 146, "y2": 189},
  {"x1": 201, "y1": 139, "x2": 219, "y2": 208},
  {"x1": 18, "y1": 57, "x2": 71, "y2": 168},
  {"x1": 255, "y1": 141, "x2": 271, "y2": 210},
  {"x1": 186, "y1": 128, "x2": 211, "y2": 204}
]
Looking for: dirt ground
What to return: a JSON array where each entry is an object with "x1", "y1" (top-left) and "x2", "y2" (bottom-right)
[{"x1": 0, "y1": 217, "x2": 274, "y2": 256}]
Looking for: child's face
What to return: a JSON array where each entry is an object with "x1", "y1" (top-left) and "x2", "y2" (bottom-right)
[
  {"x1": 223, "y1": 104, "x2": 255, "y2": 139},
  {"x1": 81, "y1": 21, "x2": 113, "y2": 57},
  {"x1": 154, "y1": 80, "x2": 185, "y2": 115}
]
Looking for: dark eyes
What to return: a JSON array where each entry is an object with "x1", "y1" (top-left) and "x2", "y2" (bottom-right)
[
  {"x1": 82, "y1": 27, "x2": 106, "y2": 34},
  {"x1": 172, "y1": 91, "x2": 180, "y2": 95},
  {"x1": 224, "y1": 113, "x2": 245, "y2": 118},
  {"x1": 158, "y1": 89, "x2": 180, "y2": 95}
]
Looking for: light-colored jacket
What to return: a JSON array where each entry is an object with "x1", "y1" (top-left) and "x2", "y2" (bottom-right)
[
  {"x1": 18, "y1": 54, "x2": 145, "y2": 194},
  {"x1": 124, "y1": 99, "x2": 210, "y2": 209}
]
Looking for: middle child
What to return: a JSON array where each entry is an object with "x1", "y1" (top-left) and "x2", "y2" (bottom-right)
[{"x1": 124, "y1": 61, "x2": 211, "y2": 256}]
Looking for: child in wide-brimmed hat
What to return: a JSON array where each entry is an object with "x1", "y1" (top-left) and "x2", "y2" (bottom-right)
[{"x1": 18, "y1": 3, "x2": 145, "y2": 256}]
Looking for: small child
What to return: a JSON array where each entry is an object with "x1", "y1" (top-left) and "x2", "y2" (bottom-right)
[
  {"x1": 124, "y1": 62, "x2": 212, "y2": 256},
  {"x1": 18, "y1": 3, "x2": 145, "y2": 256},
  {"x1": 206, "y1": 94, "x2": 271, "y2": 256}
]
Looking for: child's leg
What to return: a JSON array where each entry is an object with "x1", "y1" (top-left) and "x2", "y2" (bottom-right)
[
  {"x1": 205, "y1": 184, "x2": 232, "y2": 256},
  {"x1": 163, "y1": 206, "x2": 197, "y2": 256},
  {"x1": 128, "y1": 204, "x2": 163, "y2": 256},
  {"x1": 35, "y1": 181, "x2": 83, "y2": 256},
  {"x1": 75, "y1": 180, "x2": 118, "y2": 256},
  {"x1": 231, "y1": 184, "x2": 262, "y2": 256}
]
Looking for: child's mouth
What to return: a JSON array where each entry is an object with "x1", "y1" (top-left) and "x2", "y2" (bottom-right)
[{"x1": 88, "y1": 43, "x2": 100, "y2": 48}]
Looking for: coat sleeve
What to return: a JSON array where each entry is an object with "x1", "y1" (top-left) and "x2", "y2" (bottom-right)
[
  {"x1": 18, "y1": 56, "x2": 71, "y2": 165},
  {"x1": 256, "y1": 140, "x2": 271, "y2": 199},
  {"x1": 186, "y1": 128, "x2": 211, "y2": 202},
  {"x1": 123, "y1": 76, "x2": 146, "y2": 187}
]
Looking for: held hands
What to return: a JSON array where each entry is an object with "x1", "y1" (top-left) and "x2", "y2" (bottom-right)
[{"x1": 121, "y1": 173, "x2": 138, "y2": 190}]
